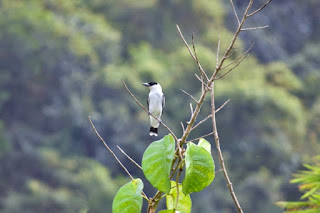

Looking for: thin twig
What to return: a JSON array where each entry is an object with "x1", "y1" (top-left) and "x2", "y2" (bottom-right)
[
  {"x1": 212, "y1": 0, "x2": 254, "y2": 79},
  {"x1": 210, "y1": 82, "x2": 243, "y2": 213},
  {"x1": 195, "y1": 73, "x2": 211, "y2": 91},
  {"x1": 225, "y1": 49, "x2": 237, "y2": 59},
  {"x1": 181, "y1": 122, "x2": 185, "y2": 134},
  {"x1": 192, "y1": 32, "x2": 210, "y2": 81},
  {"x1": 117, "y1": 145, "x2": 142, "y2": 170},
  {"x1": 187, "y1": 132, "x2": 214, "y2": 143},
  {"x1": 89, "y1": 116, "x2": 133, "y2": 180},
  {"x1": 190, "y1": 103, "x2": 194, "y2": 116},
  {"x1": 221, "y1": 43, "x2": 254, "y2": 70},
  {"x1": 176, "y1": 25, "x2": 209, "y2": 81},
  {"x1": 241, "y1": 25, "x2": 269, "y2": 31},
  {"x1": 215, "y1": 169, "x2": 223, "y2": 174},
  {"x1": 191, "y1": 99, "x2": 230, "y2": 131},
  {"x1": 215, "y1": 53, "x2": 248, "y2": 80},
  {"x1": 247, "y1": 0, "x2": 273, "y2": 17},
  {"x1": 89, "y1": 116, "x2": 149, "y2": 201},
  {"x1": 191, "y1": 115, "x2": 211, "y2": 131},
  {"x1": 230, "y1": 0, "x2": 240, "y2": 25},
  {"x1": 122, "y1": 80, "x2": 178, "y2": 142},
  {"x1": 215, "y1": 34, "x2": 221, "y2": 69},
  {"x1": 180, "y1": 89, "x2": 198, "y2": 103},
  {"x1": 216, "y1": 99, "x2": 231, "y2": 113}
]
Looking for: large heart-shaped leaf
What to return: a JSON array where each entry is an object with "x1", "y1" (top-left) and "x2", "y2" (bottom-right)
[
  {"x1": 182, "y1": 142, "x2": 215, "y2": 195},
  {"x1": 112, "y1": 178, "x2": 144, "y2": 213},
  {"x1": 166, "y1": 181, "x2": 192, "y2": 213},
  {"x1": 142, "y1": 134, "x2": 175, "y2": 193}
]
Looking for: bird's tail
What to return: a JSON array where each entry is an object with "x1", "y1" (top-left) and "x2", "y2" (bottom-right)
[{"x1": 149, "y1": 127, "x2": 158, "y2": 136}]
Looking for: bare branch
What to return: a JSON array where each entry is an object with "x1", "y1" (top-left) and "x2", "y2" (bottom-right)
[
  {"x1": 180, "y1": 89, "x2": 198, "y2": 103},
  {"x1": 122, "y1": 80, "x2": 178, "y2": 142},
  {"x1": 215, "y1": 53, "x2": 248, "y2": 80},
  {"x1": 210, "y1": 82, "x2": 243, "y2": 213},
  {"x1": 229, "y1": 0, "x2": 240, "y2": 26},
  {"x1": 247, "y1": 0, "x2": 273, "y2": 17},
  {"x1": 195, "y1": 73, "x2": 211, "y2": 91},
  {"x1": 181, "y1": 122, "x2": 185, "y2": 133},
  {"x1": 212, "y1": 0, "x2": 254, "y2": 79},
  {"x1": 191, "y1": 99, "x2": 230, "y2": 131},
  {"x1": 176, "y1": 25, "x2": 209, "y2": 81},
  {"x1": 90, "y1": 116, "x2": 149, "y2": 201},
  {"x1": 187, "y1": 132, "x2": 214, "y2": 143},
  {"x1": 220, "y1": 42, "x2": 254, "y2": 71},
  {"x1": 89, "y1": 116, "x2": 134, "y2": 180},
  {"x1": 192, "y1": 33, "x2": 210, "y2": 81},
  {"x1": 117, "y1": 145, "x2": 142, "y2": 170},
  {"x1": 215, "y1": 169, "x2": 223, "y2": 174},
  {"x1": 215, "y1": 34, "x2": 221, "y2": 69},
  {"x1": 191, "y1": 114, "x2": 211, "y2": 131},
  {"x1": 241, "y1": 25, "x2": 269, "y2": 31},
  {"x1": 216, "y1": 99, "x2": 231, "y2": 113},
  {"x1": 189, "y1": 103, "x2": 194, "y2": 116},
  {"x1": 176, "y1": 24, "x2": 196, "y2": 61},
  {"x1": 225, "y1": 49, "x2": 237, "y2": 59}
]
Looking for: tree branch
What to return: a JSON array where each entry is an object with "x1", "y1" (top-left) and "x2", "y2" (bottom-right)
[
  {"x1": 210, "y1": 83, "x2": 243, "y2": 213},
  {"x1": 241, "y1": 25, "x2": 269, "y2": 31},
  {"x1": 191, "y1": 99, "x2": 230, "y2": 131},
  {"x1": 247, "y1": 0, "x2": 273, "y2": 17},
  {"x1": 176, "y1": 25, "x2": 209, "y2": 81},
  {"x1": 89, "y1": 116, "x2": 149, "y2": 201},
  {"x1": 117, "y1": 145, "x2": 142, "y2": 170},
  {"x1": 180, "y1": 89, "x2": 198, "y2": 103}
]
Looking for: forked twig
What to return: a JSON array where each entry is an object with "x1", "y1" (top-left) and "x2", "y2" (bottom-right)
[
  {"x1": 215, "y1": 54, "x2": 248, "y2": 80},
  {"x1": 176, "y1": 25, "x2": 209, "y2": 81},
  {"x1": 221, "y1": 43, "x2": 254, "y2": 70},
  {"x1": 247, "y1": 0, "x2": 273, "y2": 17}
]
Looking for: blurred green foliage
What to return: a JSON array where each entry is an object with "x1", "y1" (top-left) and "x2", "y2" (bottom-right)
[
  {"x1": 0, "y1": 0, "x2": 319, "y2": 212},
  {"x1": 277, "y1": 156, "x2": 320, "y2": 212}
]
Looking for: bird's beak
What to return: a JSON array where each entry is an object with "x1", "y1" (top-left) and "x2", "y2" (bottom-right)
[{"x1": 142, "y1": 83, "x2": 149, "y2": 87}]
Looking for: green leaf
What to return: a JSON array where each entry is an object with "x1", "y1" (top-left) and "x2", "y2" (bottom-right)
[
  {"x1": 166, "y1": 181, "x2": 192, "y2": 213},
  {"x1": 182, "y1": 143, "x2": 215, "y2": 195},
  {"x1": 142, "y1": 134, "x2": 175, "y2": 193},
  {"x1": 112, "y1": 178, "x2": 143, "y2": 213},
  {"x1": 198, "y1": 138, "x2": 211, "y2": 154}
]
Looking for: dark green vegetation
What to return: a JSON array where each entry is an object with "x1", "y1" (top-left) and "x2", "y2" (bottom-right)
[{"x1": 0, "y1": 0, "x2": 319, "y2": 212}]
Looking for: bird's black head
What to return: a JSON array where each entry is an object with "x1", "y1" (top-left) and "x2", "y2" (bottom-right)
[{"x1": 142, "y1": 82, "x2": 158, "y2": 87}]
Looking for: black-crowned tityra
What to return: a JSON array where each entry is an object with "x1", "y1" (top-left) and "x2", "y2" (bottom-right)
[{"x1": 142, "y1": 82, "x2": 165, "y2": 136}]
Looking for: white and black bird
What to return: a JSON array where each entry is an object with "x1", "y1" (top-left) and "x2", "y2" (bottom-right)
[{"x1": 142, "y1": 82, "x2": 165, "y2": 136}]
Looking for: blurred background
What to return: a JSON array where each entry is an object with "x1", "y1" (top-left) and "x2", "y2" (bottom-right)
[{"x1": 0, "y1": 0, "x2": 319, "y2": 212}]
